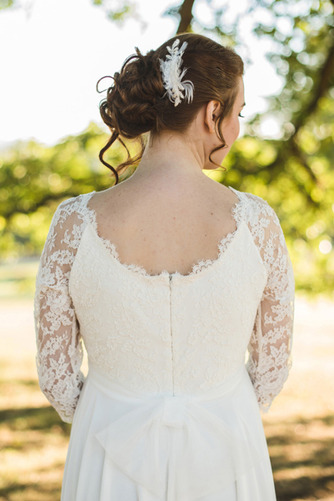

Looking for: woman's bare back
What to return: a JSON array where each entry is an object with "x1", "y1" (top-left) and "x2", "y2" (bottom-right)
[{"x1": 88, "y1": 175, "x2": 239, "y2": 276}]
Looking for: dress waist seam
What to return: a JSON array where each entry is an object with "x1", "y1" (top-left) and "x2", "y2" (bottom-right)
[{"x1": 86, "y1": 364, "x2": 247, "y2": 403}]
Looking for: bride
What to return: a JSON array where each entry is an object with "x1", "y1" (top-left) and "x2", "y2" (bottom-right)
[{"x1": 35, "y1": 33, "x2": 294, "y2": 500}]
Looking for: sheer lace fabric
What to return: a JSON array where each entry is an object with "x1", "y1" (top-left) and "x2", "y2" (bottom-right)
[
  {"x1": 233, "y1": 192, "x2": 294, "y2": 411},
  {"x1": 34, "y1": 198, "x2": 88, "y2": 421},
  {"x1": 34, "y1": 188, "x2": 294, "y2": 423}
]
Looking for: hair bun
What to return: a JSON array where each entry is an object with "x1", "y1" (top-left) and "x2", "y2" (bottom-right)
[
  {"x1": 98, "y1": 33, "x2": 244, "y2": 184},
  {"x1": 100, "y1": 48, "x2": 164, "y2": 139}
]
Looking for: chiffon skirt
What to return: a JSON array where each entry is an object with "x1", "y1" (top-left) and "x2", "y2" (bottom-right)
[{"x1": 61, "y1": 365, "x2": 277, "y2": 501}]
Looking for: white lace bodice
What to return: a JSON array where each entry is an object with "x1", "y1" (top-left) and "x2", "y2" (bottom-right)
[{"x1": 34, "y1": 187, "x2": 294, "y2": 423}]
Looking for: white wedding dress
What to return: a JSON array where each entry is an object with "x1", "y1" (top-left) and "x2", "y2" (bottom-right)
[{"x1": 34, "y1": 186, "x2": 294, "y2": 501}]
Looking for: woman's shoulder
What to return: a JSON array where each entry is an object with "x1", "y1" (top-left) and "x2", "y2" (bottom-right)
[
  {"x1": 53, "y1": 190, "x2": 96, "y2": 217},
  {"x1": 230, "y1": 186, "x2": 290, "y2": 254},
  {"x1": 229, "y1": 186, "x2": 280, "y2": 225},
  {"x1": 230, "y1": 186, "x2": 270, "y2": 208},
  {"x1": 56, "y1": 190, "x2": 96, "y2": 210},
  {"x1": 228, "y1": 188, "x2": 285, "y2": 253},
  {"x1": 47, "y1": 191, "x2": 97, "y2": 234}
]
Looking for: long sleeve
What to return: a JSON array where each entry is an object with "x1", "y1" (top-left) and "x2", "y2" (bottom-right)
[
  {"x1": 244, "y1": 195, "x2": 295, "y2": 412},
  {"x1": 34, "y1": 197, "x2": 86, "y2": 423}
]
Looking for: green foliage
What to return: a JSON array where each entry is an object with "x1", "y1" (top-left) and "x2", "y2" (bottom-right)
[
  {"x1": 1, "y1": 0, "x2": 333, "y2": 296},
  {"x1": 194, "y1": 0, "x2": 334, "y2": 296},
  {"x1": 92, "y1": 0, "x2": 140, "y2": 25},
  {"x1": 0, "y1": 123, "x2": 136, "y2": 259},
  {"x1": 0, "y1": 0, "x2": 14, "y2": 10},
  {"x1": 218, "y1": 135, "x2": 334, "y2": 296}
]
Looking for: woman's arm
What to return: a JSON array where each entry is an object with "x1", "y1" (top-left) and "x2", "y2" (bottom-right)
[
  {"x1": 34, "y1": 198, "x2": 85, "y2": 423},
  {"x1": 246, "y1": 199, "x2": 295, "y2": 412}
]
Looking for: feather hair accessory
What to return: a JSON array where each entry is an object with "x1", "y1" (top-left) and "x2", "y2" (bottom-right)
[{"x1": 159, "y1": 39, "x2": 194, "y2": 107}]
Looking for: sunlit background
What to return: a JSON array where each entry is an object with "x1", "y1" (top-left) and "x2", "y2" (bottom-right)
[
  {"x1": 0, "y1": 0, "x2": 284, "y2": 146},
  {"x1": 1, "y1": 0, "x2": 334, "y2": 499}
]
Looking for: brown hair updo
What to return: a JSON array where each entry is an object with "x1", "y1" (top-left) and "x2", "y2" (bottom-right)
[{"x1": 97, "y1": 33, "x2": 244, "y2": 184}]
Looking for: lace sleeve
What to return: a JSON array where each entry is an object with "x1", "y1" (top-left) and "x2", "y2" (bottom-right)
[
  {"x1": 245, "y1": 195, "x2": 295, "y2": 412},
  {"x1": 34, "y1": 197, "x2": 86, "y2": 423}
]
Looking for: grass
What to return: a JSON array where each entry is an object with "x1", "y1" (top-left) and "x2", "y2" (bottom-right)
[{"x1": 0, "y1": 295, "x2": 333, "y2": 500}]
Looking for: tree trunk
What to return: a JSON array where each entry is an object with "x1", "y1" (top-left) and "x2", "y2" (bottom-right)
[{"x1": 176, "y1": 0, "x2": 196, "y2": 34}]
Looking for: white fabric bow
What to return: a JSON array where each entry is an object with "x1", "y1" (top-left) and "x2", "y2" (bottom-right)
[
  {"x1": 95, "y1": 366, "x2": 264, "y2": 500},
  {"x1": 159, "y1": 39, "x2": 194, "y2": 107}
]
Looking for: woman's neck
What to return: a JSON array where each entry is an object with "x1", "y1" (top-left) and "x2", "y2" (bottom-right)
[{"x1": 132, "y1": 129, "x2": 208, "y2": 183}]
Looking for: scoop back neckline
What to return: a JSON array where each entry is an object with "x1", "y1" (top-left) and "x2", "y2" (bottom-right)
[{"x1": 81, "y1": 186, "x2": 244, "y2": 279}]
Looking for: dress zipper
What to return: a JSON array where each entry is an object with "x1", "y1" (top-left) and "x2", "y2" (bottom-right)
[{"x1": 169, "y1": 274, "x2": 175, "y2": 396}]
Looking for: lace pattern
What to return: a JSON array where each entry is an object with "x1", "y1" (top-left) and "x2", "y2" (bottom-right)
[
  {"x1": 34, "y1": 188, "x2": 294, "y2": 421},
  {"x1": 34, "y1": 195, "x2": 94, "y2": 422},
  {"x1": 231, "y1": 190, "x2": 295, "y2": 412}
]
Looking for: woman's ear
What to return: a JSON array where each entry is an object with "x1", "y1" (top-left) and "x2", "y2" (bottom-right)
[{"x1": 204, "y1": 100, "x2": 221, "y2": 134}]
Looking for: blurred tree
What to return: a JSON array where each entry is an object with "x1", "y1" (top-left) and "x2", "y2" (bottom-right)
[
  {"x1": 91, "y1": 0, "x2": 334, "y2": 294},
  {"x1": 0, "y1": 0, "x2": 333, "y2": 294},
  {"x1": 0, "y1": 0, "x2": 14, "y2": 9},
  {"x1": 0, "y1": 123, "x2": 136, "y2": 258}
]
